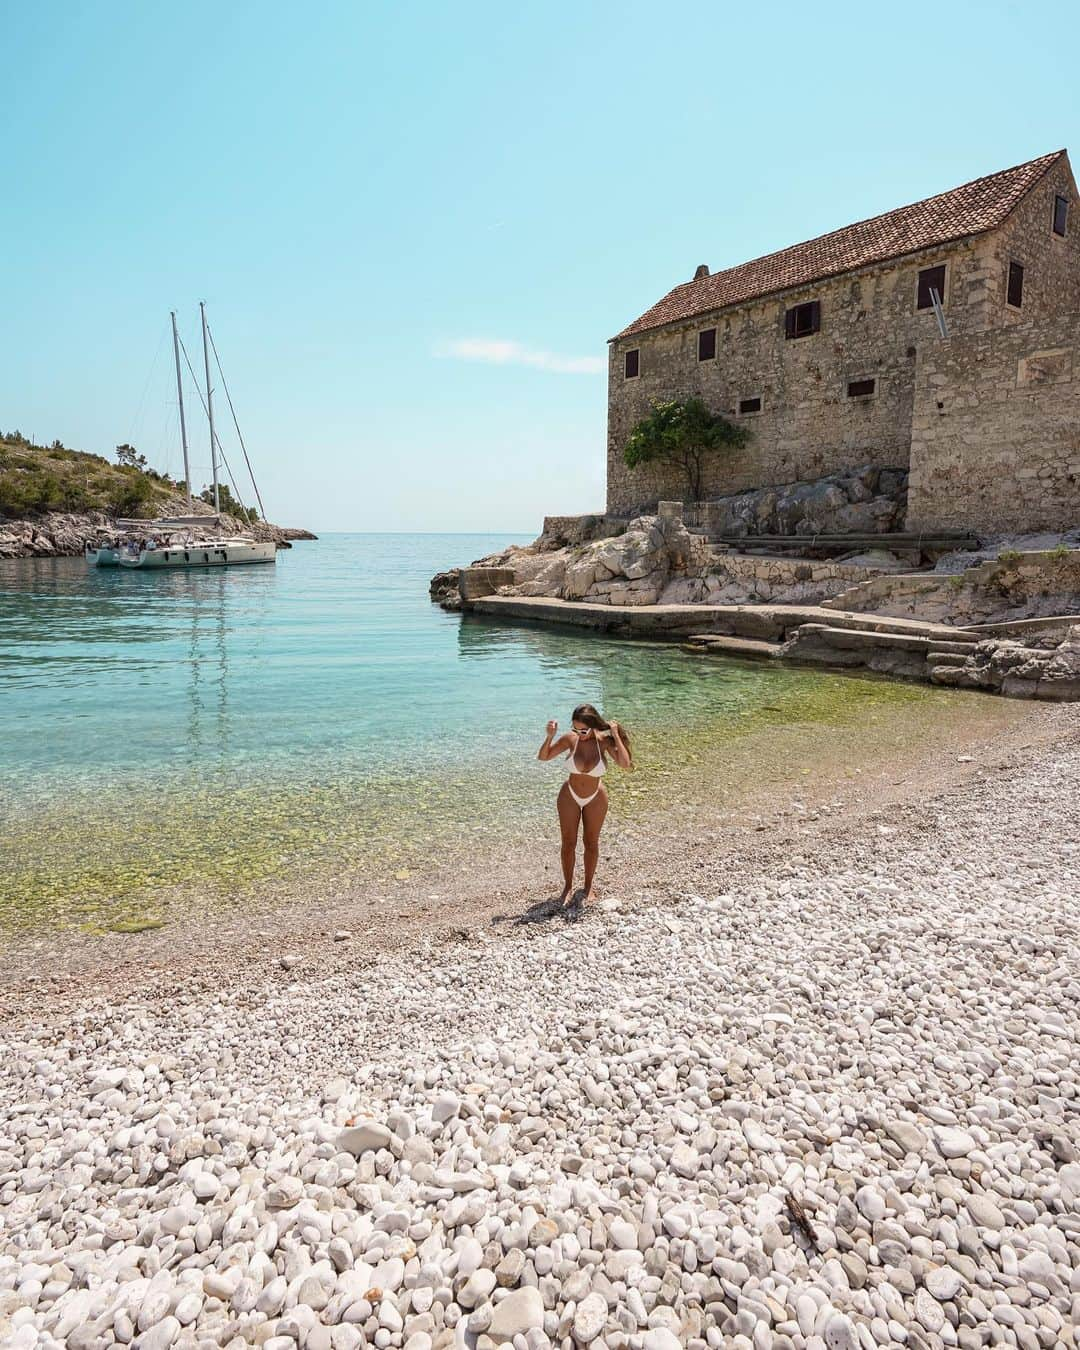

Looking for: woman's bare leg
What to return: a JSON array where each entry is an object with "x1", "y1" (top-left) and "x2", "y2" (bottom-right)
[
  {"x1": 581, "y1": 787, "x2": 609, "y2": 903},
  {"x1": 556, "y1": 785, "x2": 582, "y2": 904}
]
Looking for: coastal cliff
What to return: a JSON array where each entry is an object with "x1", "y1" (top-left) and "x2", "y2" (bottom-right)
[{"x1": 0, "y1": 435, "x2": 315, "y2": 557}]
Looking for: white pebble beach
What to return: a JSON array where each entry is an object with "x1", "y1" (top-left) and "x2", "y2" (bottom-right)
[{"x1": 2, "y1": 725, "x2": 1079, "y2": 1350}]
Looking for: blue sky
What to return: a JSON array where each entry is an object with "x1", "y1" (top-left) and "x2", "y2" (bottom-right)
[{"x1": 2, "y1": 1, "x2": 1078, "y2": 532}]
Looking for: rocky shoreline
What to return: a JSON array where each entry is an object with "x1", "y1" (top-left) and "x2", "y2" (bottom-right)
[
  {"x1": 430, "y1": 498, "x2": 1080, "y2": 701},
  {"x1": 2, "y1": 712, "x2": 1078, "y2": 1349},
  {"x1": 0, "y1": 501, "x2": 316, "y2": 559}
]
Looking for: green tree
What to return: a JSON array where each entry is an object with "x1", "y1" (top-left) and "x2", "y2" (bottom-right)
[
  {"x1": 199, "y1": 482, "x2": 256, "y2": 522},
  {"x1": 624, "y1": 397, "x2": 749, "y2": 503},
  {"x1": 115, "y1": 443, "x2": 147, "y2": 470}
]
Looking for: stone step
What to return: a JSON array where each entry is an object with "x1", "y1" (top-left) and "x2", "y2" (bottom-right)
[
  {"x1": 682, "y1": 635, "x2": 781, "y2": 660},
  {"x1": 794, "y1": 623, "x2": 943, "y2": 655},
  {"x1": 922, "y1": 640, "x2": 979, "y2": 656},
  {"x1": 927, "y1": 650, "x2": 971, "y2": 667},
  {"x1": 811, "y1": 612, "x2": 980, "y2": 643},
  {"x1": 658, "y1": 603, "x2": 979, "y2": 644}
]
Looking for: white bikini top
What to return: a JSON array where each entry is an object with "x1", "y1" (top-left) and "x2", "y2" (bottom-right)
[{"x1": 568, "y1": 733, "x2": 606, "y2": 777}]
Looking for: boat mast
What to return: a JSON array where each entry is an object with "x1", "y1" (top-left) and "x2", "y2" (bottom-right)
[
  {"x1": 200, "y1": 300, "x2": 220, "y2": 514},
  {"x1": 170, "y1": 311, "x2": 192, "y2": 507}
]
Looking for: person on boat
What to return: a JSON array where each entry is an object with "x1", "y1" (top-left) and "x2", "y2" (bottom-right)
[{"x1": 537, "y1": 703, "x2": 632, "y2": 909}]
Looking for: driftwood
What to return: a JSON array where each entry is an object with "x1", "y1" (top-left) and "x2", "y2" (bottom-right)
[{"x1": 785, "y1": 1192, "x2": 820, "y2": 1250}]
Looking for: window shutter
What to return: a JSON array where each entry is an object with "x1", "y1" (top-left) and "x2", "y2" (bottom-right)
[
  {"x1": 784, "y1": 308, "x2": 796, "y2": 338},
  {"x1": 917, "y1": 265, "x2": 946, "y2": 311},
  {"x1": 810, "y1": 300, "x2": 821, "y2": 334}
]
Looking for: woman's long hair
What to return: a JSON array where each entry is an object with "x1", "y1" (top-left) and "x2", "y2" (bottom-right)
[{"x1": 572, "y1": 703, "x2": 633, "y2": 767}]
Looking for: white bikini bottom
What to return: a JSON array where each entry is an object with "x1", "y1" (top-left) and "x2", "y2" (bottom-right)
[{"x1": 566, "y1": 781, "x2": 602, "y2": 808}]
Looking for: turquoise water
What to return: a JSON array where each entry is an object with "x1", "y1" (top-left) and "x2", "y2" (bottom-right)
[{"x1": 0, "y1": 534, "x2": 982, "y2": 932}]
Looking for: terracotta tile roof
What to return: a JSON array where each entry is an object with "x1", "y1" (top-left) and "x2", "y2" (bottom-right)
[{"x1": 614, "y1": 150, "x2": 1066, "y2": 340}]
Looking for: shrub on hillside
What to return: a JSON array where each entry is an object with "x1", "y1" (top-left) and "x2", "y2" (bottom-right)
[
  {"x1": 0, "y1": 467, "x2": 94, "y2": 516},
  {"x1": 108, "y1": 474, "x2": 156, "y2": 517}
]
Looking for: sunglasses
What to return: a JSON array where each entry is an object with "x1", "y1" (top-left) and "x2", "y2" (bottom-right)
[{"x1": 572, "y1": 725, "x2": 593, "y2": 734}]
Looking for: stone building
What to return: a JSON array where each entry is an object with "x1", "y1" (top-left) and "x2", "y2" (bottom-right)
[{"x1": 607, "y1": 150, "x2": 1080, "y2": 533}]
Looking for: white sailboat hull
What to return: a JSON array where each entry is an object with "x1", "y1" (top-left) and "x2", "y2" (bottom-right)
[
  {"x1": 86, "y1": 545, "x2": 122, "y2": 566},
  {"x1": 118, "y1": 539, "x2": 277, "y2": 569}
]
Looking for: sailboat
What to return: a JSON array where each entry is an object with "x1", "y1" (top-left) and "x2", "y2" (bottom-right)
[{"x1": 91, "y1": 304, "x2": 276, "y2": 569}]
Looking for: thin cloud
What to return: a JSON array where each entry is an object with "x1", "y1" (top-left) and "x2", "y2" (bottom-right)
[{"x1": 437, "y1": 338, "x2": 604, "y2": 375}]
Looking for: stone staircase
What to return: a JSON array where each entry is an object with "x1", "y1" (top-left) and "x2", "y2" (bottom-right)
[{"x1": 684, "y1": 607, "x2": 982, "y2": 682}]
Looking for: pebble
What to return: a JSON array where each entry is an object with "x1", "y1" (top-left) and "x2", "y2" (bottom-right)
[
  {"x1": 572, "y1": 1290, "x2": 607, "y2": 1342},
  {"x1": 336, "y1": 1121, "x2": 392, "y2": 1154},
  {"x1": 915, "y1": 1287, "x2": 946, "y2": 1334},
  {"x1": 965, "y1": 1192, "x2": 1005, "y2": 1230},
  {"x1": 933, "y1": 1126, "x2": 975, "y2": 1159},
  {"x1": 489, "y1": 1286, "x2": 546, "y2": 1339},
  {"x1": 925, "y1": 1265, "x2": 963, "y2": 1300}
]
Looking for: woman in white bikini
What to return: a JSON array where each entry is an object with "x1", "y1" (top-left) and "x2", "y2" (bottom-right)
[{"x1": 537, "y1": 703, "x2": 632, "y2": 908}]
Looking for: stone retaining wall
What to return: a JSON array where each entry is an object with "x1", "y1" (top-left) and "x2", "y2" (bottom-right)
[
  {"x1": 662, "y1": 553, "x2": 896, "y2": 606},
  {"x1": 822, "y1": 549, "x2": 1080, "y2": 625}
]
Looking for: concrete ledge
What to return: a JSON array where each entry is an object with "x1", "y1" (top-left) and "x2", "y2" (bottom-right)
[
  {"x1": 459, "y1": 568, "x2": 517, "y2": 601},
  {"x1": 682, "y1": 635, "x2": 781, "y2": 660},
  {"x1": 465, "y1": 595, "x2": 981, "y2": 644},
  {"x1": 466, "y1": 595, "x2": 779, "y2": 638}
]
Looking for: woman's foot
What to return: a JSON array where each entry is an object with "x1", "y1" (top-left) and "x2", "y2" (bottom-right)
[
  {"x1": 582, "y1": 884, "x2": 598, "y2": 905},
  {"x1": 558, "y1": 885, "x2": 574, "y2": 909}
]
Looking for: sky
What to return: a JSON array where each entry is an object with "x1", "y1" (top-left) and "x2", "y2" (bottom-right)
[{"x1": 2, "y1": 1, "x2": 1078, "y2": 533}]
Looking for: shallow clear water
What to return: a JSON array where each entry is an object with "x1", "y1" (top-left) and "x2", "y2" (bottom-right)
[{"x1": 0, "y1": 535, "x2": 988, "y2": 932}]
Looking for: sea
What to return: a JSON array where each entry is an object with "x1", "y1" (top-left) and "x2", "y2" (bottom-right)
[{"x1": 0, "y1": 534, "x2": 997, "y2": 934}]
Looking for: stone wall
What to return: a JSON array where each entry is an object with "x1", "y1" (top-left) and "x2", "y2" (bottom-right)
[
  {"x1": 662, "y1": 553, "x2": 898, "y2": 607},
  {"x1": 607, "y1": 236, "x2": 991, "y2": 515},
  {"x1": 988, "y1": 155, "x2": 1080, "y2": 326},
  {"x1": 822, "y1": 549, "x2": 1080, "y2": 625},
  {"x1": 907, "y1": 315, "x2": 1080, "y2": 534}
]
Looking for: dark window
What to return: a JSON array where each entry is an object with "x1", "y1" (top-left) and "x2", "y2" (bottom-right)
[
  {"x1": 1007, "y1": 261, "x2": 1024, "y2": 309},
  {"x1": 917, "y1": 264, "x2": 947, "y2": 310},
  {"x1": 784, "y1": 300, "x2": 820, "y2": 339},
  {"x1": 1053, "y1": 194, "x2": 1069, "y2": 237},
  {"x1": 624, "y1": 348, "x2": 639, "y2": 378},
  {"x1": 847, "y1": 378, "x2": 876, "y2": 398},
  {"x1": 697, "y1": 328, "x2": 716, "y2": 361},
  {"x1": 738, "y1": 397, "x2": 762, "y2": 414}
]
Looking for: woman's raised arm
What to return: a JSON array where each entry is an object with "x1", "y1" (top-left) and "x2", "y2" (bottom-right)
[
  {"x1": 605, "y1": 720, "x2": 632, "y2": 769},
  {"x1": 538, "y1": 720, "x2": 573, "y2": 761}
]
